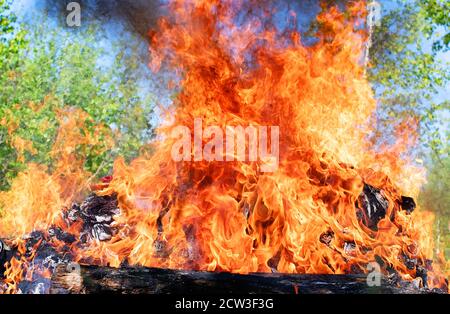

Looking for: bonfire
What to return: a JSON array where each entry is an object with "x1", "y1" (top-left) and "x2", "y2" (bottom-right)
[{"x1": 0, "y1": 0, "x2": 447, "y2": 294}]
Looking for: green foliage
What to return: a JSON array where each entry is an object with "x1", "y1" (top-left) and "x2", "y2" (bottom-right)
[
  {"x1": 0, "y1": 0, "x2": 26, "y2": 70},
  {"x1": 0, "y1": 0, "x2": 28, "y2": 188},
  {"x1": 419, "y1": 0, "x2": 450, "y2": 52},
  {"x1": 419, "y1": 152, "x2": 450, "y2": 258},
  {"x1": 368, "y1": 0, "x2": 449, "y2": 254},
  {"x1": 368, "y1": 0, "x2": 449, "y2": 157},
  {"x1": 0, "y1": 9, "x2": 155, "y2": 190}
]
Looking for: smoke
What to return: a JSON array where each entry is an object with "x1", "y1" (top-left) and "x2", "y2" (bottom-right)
[
  {"x1": 39, "y1": 0, "x2": 328, "y2": 38},
  {"x1": 41, "y1": 0, "x2": 162, "y2": 39}
]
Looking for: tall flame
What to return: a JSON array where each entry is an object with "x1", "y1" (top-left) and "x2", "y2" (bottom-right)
[
  {"x1": 0, "y1": 0, "x2": 447, "y2": 292},
  {"x1": 94, "y1": 0, "x2": 441, "y2": 282}
]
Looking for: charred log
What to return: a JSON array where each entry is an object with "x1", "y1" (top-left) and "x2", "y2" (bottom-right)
[
  {"x1": 0, "y1": 239, "x2": 10, "y2": 277},
  {"x1": 50, "y1": 264, "x2": 445, "y2": 294},
  {"x1": 0, "y1": 239, "x2": 5, "y2": 266}
]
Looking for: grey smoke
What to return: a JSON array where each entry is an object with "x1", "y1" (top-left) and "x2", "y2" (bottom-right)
[{"x1": 42, "y1": 0, "x2": 162, "y2": 39}]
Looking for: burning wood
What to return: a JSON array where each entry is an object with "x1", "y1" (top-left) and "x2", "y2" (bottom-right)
[
  {"x1": 0, "y1": 239, "x2": 10, "y2": 276},
  {"x1": 0, "y1": 190, "x2": 446, "y2": 294},
  {"x1": 399, "y1": 196, "x2": 416, "y2": 214},
  {"x1": 0, "y1": 194, "x2": 119, "y2": 293},
  {"x1": 356, "y1": 183, "x2": 417, "y2": 231}
]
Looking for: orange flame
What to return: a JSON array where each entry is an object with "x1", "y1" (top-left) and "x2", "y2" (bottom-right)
[
  {"x1": 89, "y1": 0, "x2": 444, "y2": 287},
  {"x1": 0, "y1": 107, "x2": 112, "y2": 238},
  {"x1": 0, "y1": 107, "x2": 113, "y2": 293}
]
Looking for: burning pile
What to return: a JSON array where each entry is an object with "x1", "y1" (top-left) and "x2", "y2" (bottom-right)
[{"x1": 0, "y1": 0, "x2": 448, "y2": 293}]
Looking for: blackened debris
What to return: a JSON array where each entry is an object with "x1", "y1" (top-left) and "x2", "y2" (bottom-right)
[
  {"x1": 400, "y1": 196, "x2": 416, "y2": 214},
  {"x1": 48, "y1": 226, "x2": 76, "y2": 244},
  {"x1": 319, "y1": 230, "x2": 334, "y2": 246},
  {"x1": 350, "y1": 264, "x2": 364, "y2": 274},
  {"x1": 77, "y1": 194, "x2": 120, "y2": 242},
  {"x1": 416, "y1": 265, "x2": 428, "y2": 288},
  {"x1": 0, "y1": 239, "x2": 6, "y2": 267},
  {"x1": 343, "y1": 242, "x2": 356, "y2": 256},
  {"x1": 153, "y1": 238, "x2": 170, "y2": 258},
  {"x1": 17, "y1": 278, "x2": 51, "y2": 294},
  {"x1": 267, "y1": 250, "x2": 281, "y2": 272},
  {"x1": 0, "y1": 239, "x2": 4, "y2": 261},
  {"x1": 91, "y1": 224, "x2": 113, "y2": 242},
  {"x1": 62, "y1": 194, "x2": 120, "y2": 243},
  {"x1": 64, "y1": 203, "x2": 81, "y2": 224},
  {"x1": 30, "y1": 234, "x2": 73, "y2": 271},
  {"x1": 356, "y1": 184, "x2": 389, "y2": 230},
  {"x1": 1, "y1": 194, "x2": 121, "y2": 292},
  {"x1": 401, "y1": 252, "x2": 418, "y2": 270},
  {"x1": 374, "y1": 255, "x2": 385, "y2": 268},
  {"x1": 387, "y1": 268, "x2": 401, "y2": 286},
  {"x1": 0, "y1": 239, "x2": 11, "y2": 277}
]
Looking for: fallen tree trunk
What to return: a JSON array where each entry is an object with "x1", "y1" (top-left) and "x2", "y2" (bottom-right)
[{"x1": 49, "y1": 264, "x2": 440, "y2": 294}]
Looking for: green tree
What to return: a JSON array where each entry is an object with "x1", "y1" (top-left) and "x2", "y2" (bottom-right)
[
  {"x1": 368, "y1": 0, "x2": 449, "y2": 157},
  {"x1": 0, "y1": 9, "x2": 156, "y2": 190},
  {"x1": 419, "y1": 153, "x2": 450, "y2": 258},
  {"x1": 0, "y1": 0, "x2": 27, "y2": 187},
  {"x1": 0, "y1": 0, "x2": 26, "y2": 70},
  {"x1": 367, "y1": 0, "x2": 449, "y2": 257},
  {"x1": 420, "y1": 0, "x2": 450, "y2": 52}
]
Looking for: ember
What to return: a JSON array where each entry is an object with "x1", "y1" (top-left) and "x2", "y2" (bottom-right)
[{"x1": 0, "y1": 0, "x2": 448, "y2": 294}]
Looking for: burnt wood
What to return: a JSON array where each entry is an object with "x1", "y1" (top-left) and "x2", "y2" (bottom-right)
[
  {"x1": 0, "y1": 239, "x2": 14, "y2": 277},
  {"x1": 49, "y1": 264, "x2": 443, "y2": 294},
  {"x1": 0, "y1": 239, "x2": 6, "y2": 276}
]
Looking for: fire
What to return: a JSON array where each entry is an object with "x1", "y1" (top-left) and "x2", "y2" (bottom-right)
[
  {"x1": 0, "y1": 0, "x2": 447, "y2": 292},
  {"x1": 0, "y1": 107, "x2": 112, "y2": 293},
  {"x1": 0, "y1": 107, "x2": 112, "y2": 238},
  {"x1": 93, "y1": 0, "x2": 443, "y2": 283}
]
